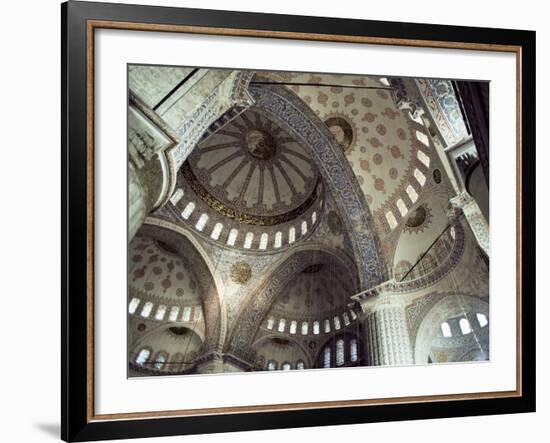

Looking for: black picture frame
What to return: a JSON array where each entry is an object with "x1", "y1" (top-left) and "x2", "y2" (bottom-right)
[{"x1": 61, "y1": 1, "x2": 536, "y2": 441}]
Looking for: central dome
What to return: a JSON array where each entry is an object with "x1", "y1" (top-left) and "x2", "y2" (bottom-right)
[{"x1": 183, "y1": 108, "x2": 320, "y2": 225}]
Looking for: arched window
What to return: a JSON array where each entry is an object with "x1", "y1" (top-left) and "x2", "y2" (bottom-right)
[
  {"x1": 414, "y1": 168, "x2": 426, "y2": 186},
  {"x1": 128, "y1": 297, "x2": 140, "y2": 314},
  {"x1": 324, "y1": 319, "x2": 331, "y2": 333},
  {"x1": 194, "y1": 305, "x2": 203, "y2": 320},
  {"x1": 226, "y1": 228, "x2": 238, "y2": 246},
  {"x1": 168, "y1": 306, "x2": 179, "y2": 322},
  {"x1": 289, "y1": 320, "x2": 297, "y2": 335},
  {"x1": 288, "y1": 227, "x2": 296, "y2": 244},
  {"x1": 396, "y1": 198, "x2": 408, "y2": 217},
  {"x1": 336, "y1": 339, "x2": 345, "y2": 366},
  {"x1": 195, "y1": 213, "x2": 209, "y2": 231},
  {"x1": 350, "y1": 309, "x2": 357, "y2": 320},
  {"x1": 140, "y1": 301, "x2": 153, "y2": 318},
  {"x1": 210, "y1": 222, "x2": 223, "y2": 240},
  {"x1": 417, "y1": 149, "x2": 430, "y2": 167},
  {"x1": 441, "y1": 321, "x2": 452, "y2": 338},
  {"x1": 266, "y1": 317, "x2": 274, "y2": 330},
  {"x1": 296, "y1": 360, "x2": 305, "y2": 370},
  {"x1": 135, "y1": 348, "x2": 150, "y2": 366},
  {"x1": 323, "y1": 347, "x2": 331, "y2": 368},
  {"x1": 301, "y1": 220, "x2": 308, "y2": 235},
  {"x1": 301, "y1": 321, "x2": 309, "y2": 335},
  {"x1": 181, "y1": 201, "x2": 195, "y2": 219},
  {"x1": 181, "y1": 306, "x2": 192, "y2": 322},
  {"x1": 281, "y1": 362, "x2": 291, "y2": 371},
  {"x1": 312, "y1": 211, "x2": 317, "y2": 224},
  {"x1": 244, "y1": 232, "x2": 254, "y2": 249},
  {"x1": 278, "y1": 318, "x2": 286, "y2": 332},
  {"x1": 385, "y1": 210, "x2": 398, "y2": 230},
  {"x1": 343, "y1": 312, "x2": 350, "y2": 326},
  {"x1": 334, "y1": 316, "x2": 341, "y2": 330},
  {"x1": 155, "y1": 304, "x2": 167, "y2": 321},
  {"x1": 406, "y1": 184, "x2": 418, "y2": 203},
  {"x1": 169, "y1": 188, "x2": 184, "y2": 205},
  {"x1": 154, "y1": 352, "x2": 167, "y2": 370},
  {"x1": 267, "y1": 360, "x2": 277, "y2": 371},
  {"x1": 477, "y1": 313, "x2": 488, "y2": 327},
  {"x1": 350, "y1": 338, "x2": 358, "y2": 362},
  {"x1": 274, "y1": 231, "x2": 282, "y2": 248},
  {"x1": 459, "y1": 318, "x2": 472, "y2": 335},
  {"x1": 313, "y1": 321, "x2": 320, "y2": 335},
  {"x1": 259, "y1": 233, "x2": 268, "y2": 250}
]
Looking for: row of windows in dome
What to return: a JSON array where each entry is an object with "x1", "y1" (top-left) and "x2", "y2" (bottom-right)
[
  {"x1": 440, "y1": 313, "x2": 488, "y2": 338},
  {"x1": 134, "y1": 348, "x2": 187, "y2": 370},
  {"x1": 172, "y1": 188, "x2": 318, "y2": 249},
  {"x1": 385, "y1": 147, "x2": 431, "y2": 231},
  {"x1": 266, "y1": 312, "x2": 356, "y2": 335},
  {"x1": 266, "y1": 360, "x2": 306, "y2": 371},
  {"x1": 128, "y1": 297, "x2": 202, "y2": 322}
]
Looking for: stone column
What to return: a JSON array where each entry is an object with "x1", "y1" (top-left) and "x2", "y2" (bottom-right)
[
  {"x1": 450, "y1": 191, "x2": 489, "y2": 256},
  {"x1": 354, "y1": 287, "x2": 413, "y2": 366}
]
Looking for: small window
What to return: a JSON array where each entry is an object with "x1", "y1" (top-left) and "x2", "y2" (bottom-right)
[
  {"x1": 140, "y1": 301, "x2": 154, "y2": 318},
  {"x1": 296, "y1": 360, "x2": 305, "y2": 370},
  {"x1": 334, "y1": 316, "x2": 341, "y2": 330},
  {"x1": 313, "y1": 321, "x2": 320, "y2": 335},
  {"x1": 385, "y1": 211, "x2": 398, "y2": 230},
  {"x1": 312, "y1": 211, "x2": 317, "y2": 224},
  {"x1": 336, "y1": 339, "x2": 345, "y2": 366},
  {"x1": 406, "y1": 184, "x2": 418, "y2": 203},
  {"x1": 274, "y1": 231, "x2": 282, "y2": 248},
  {"x1": 350, "y1": 338, "x2": 358, "y2": 362},
  {"x1": 301, "y1": 321, "x2": 308, "y2": 335},
  {"x1": 288, "y1": 227, "x2": 296, "y2": 244},
  {"x1": 266, "y1": 317, "x2": 275, "y2": 330},
  {"x1": 168, "y1": 306, "x2": 179, "y2": 322},
  {"x1": 244, "y1": 232, "x2": 254, "y2": 249},
  {"x1": 195, "y1": 213, "x2": 209, "y2": 231},
  {"x1": 278, "y1": 318, "x2": 286, "y2": 333},
  {"x1": 349, "y1": 309, "x2": 357, "y2": 320},
  {"x1": 289, "y1": 320, "x2": 297, "y2": 335},
  {"x1": 441, "y1": 321, "x2": 452, "y2": 338},
  {"x1": 281, "y1": 362, "x2": 291, "y2": 371},
  {"x1": 477, "y1": 313, "x2": 488, "y2": 328},
  {"x1": 459, "y1": 318, "x2": 472, "y2": 335},
  {"x1": 128, "y1": 297, "x2": 140, "y2": 314},
  {"x1": 301, "y1": 221, "x2": 308, "y2": 235},
  {"x1": 343, "y1": 312, "x2": 350, "y2": 326},
  {"x1": 182, "y1": 306, "x2": 192, "y2": 322},
  {"x1": 324, "y1": 319, "x2": 331, "y2": 333},
  {"x1": 416, "y1": 130, "x2": 430, "y2": 146},
  {"x1": 414, "y1": 168, "x2": 426, "y2": 186},
  {"x1": 259, "y1": 233, "x2": 268, "y2": 250},
  {"x1": 417, "y1": 150, "x2": 430, "y2": 167},
  {"x1": 169, "y1": 188, "x2": 184, "y2": 205},
  {"x1": 210, "y1": 222, "x2": 223, "y2": 240},
  {"x1": 396, "y1": 198, "x2": 408, "y2": 217},
  {"x1": 323, "y1": 347, "x2": 331, "y2": 368},
  {"x1": 155, "y1": 304, "x2": 167, "y2": 321},
  {"x1": 227, "y1": 228, "x2": 238, "y2": 246},
  {"x1": 267, "y1": 360, "x2": 277, "y2": 371},
  {"x1": 181, "y1": 202, "x2": 195, "y2": 219},
  {"x1": 135, "y1": 348, "x2": 150, "y2": 366},
  {"x1": 154, "y1": 353, "x2": 167, "y2": 370}
]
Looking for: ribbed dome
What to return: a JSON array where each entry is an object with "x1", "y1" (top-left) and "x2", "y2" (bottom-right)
[{"x1": 183, "y1": 109, "x2": 319, "y2": 225}]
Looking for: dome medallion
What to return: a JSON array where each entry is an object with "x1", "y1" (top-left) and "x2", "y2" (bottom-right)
[{"x1": 244, "y1": 129, "x2": 277, "y2": 160}]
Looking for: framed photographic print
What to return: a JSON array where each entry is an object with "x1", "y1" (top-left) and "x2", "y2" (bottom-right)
[{"x1": 61, "y1": 1, "x2": 536, "y2": 441}]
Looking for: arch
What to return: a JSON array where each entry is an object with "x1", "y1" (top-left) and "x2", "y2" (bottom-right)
[
  {"x1": 249, "y1": 85, "x2": 386, "y2": 289},
  {"x1": 139, "y1": 219, "x2": 227, "y2": 352},
  {"x1": 252, "y1": 334, "x2": 312, "y2": 369},
  {"x1": 413, "y1": 293, "x2": 489, "y2": 364},
  {"x1": 226, "y1": 243, "x2": 359, "y2": 358}
]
